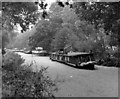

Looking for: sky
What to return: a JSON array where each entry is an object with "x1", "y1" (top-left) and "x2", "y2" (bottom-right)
[
  {"x1": 45, "y1": 0, "x2": 56, "y2": 4},
  {"x1": 39, "y1": 0, "x2": 57, "y2": 11}
]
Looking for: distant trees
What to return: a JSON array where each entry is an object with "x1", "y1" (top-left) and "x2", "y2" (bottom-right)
[
  {"x1": 28, "y1": 4, "x2": 64, "y2": 51},
  {"x1": 10, "y1": 30, "x2": 34, "y2": 49},
  {"x1": 51, "y1": 27, "x2": 76, "y2": 51},
  {"x1": 29, "y1": 3, "x2": 98, "y2": 53}
]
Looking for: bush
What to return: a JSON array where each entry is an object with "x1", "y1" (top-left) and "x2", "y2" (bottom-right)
[
  {"x1": 2, "y1": 51, "x2": 57, "y2": 98},
  {"x1": 102, "y1": 57, "x2": 118, "y2": 67},
  {"x1": 2, "y1": 51, "x2": 25, "y2": 71},
  {"x1": 95, "y1": 51, "x2": 119, "y2": 67}
]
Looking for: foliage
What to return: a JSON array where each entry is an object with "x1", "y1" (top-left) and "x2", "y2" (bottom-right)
[
  {"x1": 10, "y1": 27, "x2": 36, "y2": 49},
  {"x1": 49, "y1": 2, "x2": 63, "y2": 17},
  {"x1": 2, "y1": 51, "x2": 57, "y2": 98},
  {"x1": 72, "y1": 2, "x2": 120, "y2": 67},
  {"x1": 2, "y1": 51, "x2": 25, "y2": 71},
  {"x1": 73, "y1": 2, "x2": 120, "y2": 47},
  {"x1": 96, "y1": 51, "x2": 120, "y2": 67},
  {"x1": 1, "y1": 2, "x2": 38, "y2": 50},
  {"x1": 51, "y1": 27, "x2": 70, "y2": 51},
  {"x1": 2, "y1": 1, "x2": 119, "y2": 67},
  {"x1": 2, "y1": 29, "x2": 18, "y2": 49},
  {"x1": 51, "y1": 26, "x2": 79, "y2": 51},
  {"x1": 73, "y1": 2, "x2": 120, "y2": 31},
  {"x1": 61, "y1": 6, "x2": 78, "y2": 24},
  {"x1": 29, "y1": 16, "x2": 63, "y2": 51},
  {"x1": 29, "y1": 4, "x2": 78, "y2": 51},
  {"x1": 1, "y1": 1, "x2": 51, "y2": 32},
  {"x1": 0, "y1": 31, "x2": 2, "y2": 48},
  {"x1": 2, "y1": 2, "x2": 38, "y2": 32},
  {"x1": 2, "y1": 30, "x2": 9, "y2": 48}
]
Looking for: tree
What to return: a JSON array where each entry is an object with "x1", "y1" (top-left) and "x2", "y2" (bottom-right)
[
  {"x1": 28, "y1": 1, "x2": 79, "y2": 51},
  {"x1": 72, "y1": 2, "x2": 120, "y2": 66},
  {"x1": 61, "y1": 5, "x2": 78, "y2": 24},
  {"x1": 1, "y1": 2, "x2": 42, "y2": 54},
  {"x1": 73, "y1": 2, "x2": 120, "y2": 46},
  {"x1": 2, "y1": 30, "x2": 9, "y2": 49},
  {"x1": 11, "y1": 28, "x2": 36, "y2": 49},
  {"x1": 51, "y1": 26, "x2": 79, "y2": 51},
  {"x1": 49, "y1": 2, "x2": 63, "y2": 17},
  {"x1": 0, "y1": 2, "x2": 37, "y2": 54},
  {"x1": 2, "y1": 2, "x2": 38, "y2": 32},
  {"x1": 73, "y1": 2, "x2": 120, "y2": 30},
  {"x1": 29, "y1": 16, "x2": 63, "y2": 51},
  {"x1": 0, "y1": 30, "x2": 2, "y2": 48}
]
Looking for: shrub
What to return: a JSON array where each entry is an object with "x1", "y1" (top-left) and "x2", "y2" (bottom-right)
[
  {"x1": 2, "y1": 51, "x2": 25, "y2": 71},
  {"x1": 95, "y1": 51, "x2": 120, "y2": 67},
  {"x1": 2, "y1": 51, "x2": 57, "y2": 98}
]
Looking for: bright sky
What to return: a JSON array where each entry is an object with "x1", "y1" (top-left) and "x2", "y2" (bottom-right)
[
  {"x1": 45, "y1": 0, "x2": 57, "y2": 4},
  {"x1": 45, "y1": 0, "x2": 73, "y2": 4},
  {"x1": 0, "y1": 11, "x2": 1, "y2": 17},
  {"x1": 44, "y1": 0, "x2": 73, "y2": 10},
  {"x1": 44, "y1": 0, "x2": 57, "y2": 10}
]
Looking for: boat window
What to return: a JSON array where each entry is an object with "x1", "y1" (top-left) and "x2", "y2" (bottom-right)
[
  {"x1": 80, "y1": 57, "x2": 85, "y2": 62},
  {"x1": 89, "y1": 55, "x2": 94, "y2": 61},
  {"x1": 86, "y1": 56, "x2": 90, "y2": 62},
  {"x1": 80, "y1": 56, "x2": 90, "y2": 62}
]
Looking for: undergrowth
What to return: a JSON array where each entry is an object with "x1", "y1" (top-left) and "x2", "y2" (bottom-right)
[{"x1": 2, "y1": 51, "x2": 58, "y2": 98}]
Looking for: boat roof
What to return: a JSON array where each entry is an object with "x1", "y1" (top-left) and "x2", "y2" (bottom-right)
[
  {"x1": 67, "y1": 52, "x2": 91, "y2": 56},
  {"x1": 51, "y1": 52, "x2": 92, "y2": 56}
]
